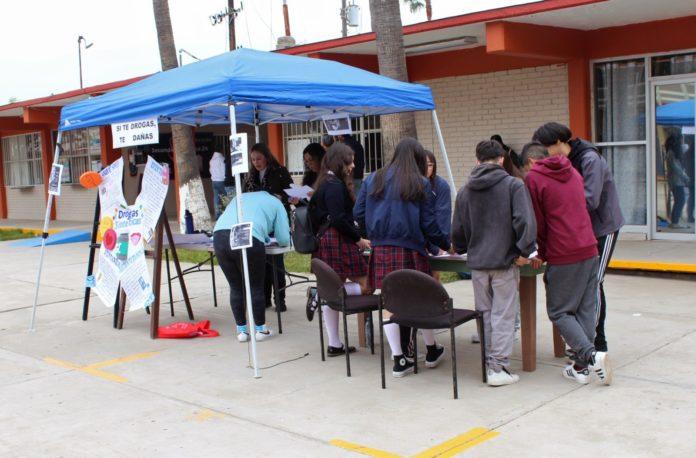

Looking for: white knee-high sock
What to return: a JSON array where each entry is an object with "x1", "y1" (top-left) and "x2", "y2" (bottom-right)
[
  {"x1": 322, "y1": 306, "x2": 342, "y2": 348},
  {"x1": 422, "y1": 329, "x2": 436, "y2": 346},
  {"x1": 384, "y1": 323, "x2": 402, "y2": 356}
]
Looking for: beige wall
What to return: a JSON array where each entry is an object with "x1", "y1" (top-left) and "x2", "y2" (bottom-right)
[
  {"x1": 6, "y1": 186, "x2": 46, "y2": 220},
  {"x1": 416, "y1": 64, "x2": 570, "y2": 190},
  {"x1": 55, "y1": 185, "x2": 98, "y2": 221}
]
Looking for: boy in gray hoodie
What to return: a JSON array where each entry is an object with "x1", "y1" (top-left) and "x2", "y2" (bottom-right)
[{"x1": 452, "y1": 140, "x2": 538, "y2": 387}]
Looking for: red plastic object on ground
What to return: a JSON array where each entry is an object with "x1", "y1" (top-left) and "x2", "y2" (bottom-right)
[{"x1": 158, "y1": 320, "x2": 220, "y2": 338}]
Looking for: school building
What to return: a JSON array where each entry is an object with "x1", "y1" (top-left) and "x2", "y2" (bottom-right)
[{"x1": 1, "y1": 0, "x2": 695, "y2": 242}]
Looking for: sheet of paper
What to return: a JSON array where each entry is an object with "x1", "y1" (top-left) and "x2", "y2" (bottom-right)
[
  {"x1": 136, "y1": 156, "x2": 169, "y2": 242},
  {"x1": 94, "y1": 248, "x2": 120, "y2": 307},
  {"x1": 431, "y1": 253, "x2": 467, "y2": 260},
  {"x1": 120, "y1": 249, "x2": 153, "y2": 311},
  {"x1": 98, "y1": 157, "x2": 126, "y2": 215},
  {"x1": 283, "y1": 184, "x2": 314, "y2": 200}
]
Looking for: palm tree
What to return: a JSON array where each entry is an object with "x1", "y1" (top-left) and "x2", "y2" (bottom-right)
[
  {"x1": 403, "y1": 0, "x2": 432, "y2": 21},
  {"x1": 152, "y1": 0, "x2": 212, "y2": 232},
  {"x1": 369, "y1": 0, "x2": 417, "y2": 157}
]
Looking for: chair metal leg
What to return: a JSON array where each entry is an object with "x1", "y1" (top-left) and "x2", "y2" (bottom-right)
[
  {"x1": 369, "y1": 311, "x2": 375, "y2": 355},
  {"x1": 413, "y1": 328, "x2": 418, "y2": 374},
  {"x1": 272, "y1": 256, "x2": 283, "y2": 334},
  {"x1": 342, "y1": 307, "x2": 351, "y2": 377},
  {"x1": 477, "y1": 316, "x2": 487, "y2": 383},
  {"x1": 318, "y1": 304, "x2": 325, "y2": 362},
  {"x1": 379, "y1": 311, "x2": 386, "y2": 389},
  {"x1": 451, "y1": 327, "x2": 458, "y2": 399},
  {"x1": 210, "y1": 253, "x2": 218, "y2": 308}
]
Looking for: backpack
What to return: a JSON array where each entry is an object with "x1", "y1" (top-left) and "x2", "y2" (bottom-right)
[{"x1": 292, "y1": 205, "x2": 330, "y2": 254}]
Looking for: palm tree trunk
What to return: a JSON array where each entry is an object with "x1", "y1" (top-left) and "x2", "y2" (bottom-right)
[
  {"x1": 369, "y1": 0, "x2": 417, "y2": 158},
  {"x1": 152, "y1": 0, "x2": 212, "y2": 232},
  {"x1": 426, "y1": 0, "x2": 432, "y2": 21}
]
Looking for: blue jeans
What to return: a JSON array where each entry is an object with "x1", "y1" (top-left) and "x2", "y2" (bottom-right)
[
  {"x1": 212, "y1": 181, "x2": 226, "y2": 218},
  {"x1": 671, "y1": 185, "x2": 688, "y2": 225}
]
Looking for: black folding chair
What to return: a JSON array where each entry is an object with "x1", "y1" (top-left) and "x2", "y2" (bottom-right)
[
  {"x1": 311, "y1": 259, "x2": 379, "y2": 377},
  {"x1": 379, "y1": 269, "x2": 486, "y2": 399}
]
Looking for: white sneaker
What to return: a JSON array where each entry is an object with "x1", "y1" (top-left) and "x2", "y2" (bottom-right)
[
  {"x1": 255, "y1": 328, "x2": 274, "y2": 341},
  {"x1": 563, "y1": 363, "x2": 589, "y2": 385},
  {"x1": 487, "y1": 368, "x2": 520, "y2": 387},
  {"x1": 237, "y1": 332, "x2": 249, "y2": 343},
  {"x1": 589, "y1": 351, "x2": 612, "y2": 385}
]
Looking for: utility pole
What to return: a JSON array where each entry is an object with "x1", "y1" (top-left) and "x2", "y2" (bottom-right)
[
  {"x1": 227, "y1": 0, "x2": 236, "y2": 50},
  {"x1": 341, "y1": 0, "x2": 348, "y2": 37}
]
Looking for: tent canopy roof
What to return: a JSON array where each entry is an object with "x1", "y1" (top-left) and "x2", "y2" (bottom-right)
[{"x1": 59, "y1": 48, "x2": 434, "y2": 132}]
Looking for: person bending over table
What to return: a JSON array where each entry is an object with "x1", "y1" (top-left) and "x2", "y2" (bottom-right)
[
  {"x1": 354, "y1": 137, "x2": 450, "y2": 378},
  {"x1": 308, "y1": 143, "x2": 372, "y2": 356},
  {"x1": 213, "y1": 191, "x2": 291, "y2": 342},
  {"x1": 244, "y1": 143, "x2": 294, "y2": 312}
]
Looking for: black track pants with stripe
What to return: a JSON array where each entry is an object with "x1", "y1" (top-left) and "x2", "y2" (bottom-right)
[{"x1": 595, "y1": 230, "x2": 619, "y2": 351}]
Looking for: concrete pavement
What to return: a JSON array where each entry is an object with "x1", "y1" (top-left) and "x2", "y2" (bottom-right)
[{"x1": 1, "y1": 239, "x2": 695, "y2": 457}]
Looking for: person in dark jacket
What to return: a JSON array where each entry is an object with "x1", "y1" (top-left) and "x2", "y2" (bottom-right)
[
  {"x1": 451, "y1": 140, "x2": 537, "y2": 387},
  {"x1": 425, "y1": 150, "x2": 452, "y2": 272},
  {"x1": 354, "y1": 137, "x2": 450, "y2": 378},
  {"x1": 340, "y1": 134, "x2": 366, "y2": 196},
  {"x1": 533, "y1": 122, "x2": 624, "y2": 352},
  {"x1": 309, "y1": 143, "x2": 372, "y2": 356},
  {"x1": 244, "y1": 142, "x2": 294, "y2": 312},
  {"x1": 525, "y1": 154, "x2": 612, "y2": 386}
]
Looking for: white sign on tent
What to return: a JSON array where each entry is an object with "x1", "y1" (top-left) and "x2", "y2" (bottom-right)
[{"x1": 111, "y1": 118, "x2": 159, "y2": 148}]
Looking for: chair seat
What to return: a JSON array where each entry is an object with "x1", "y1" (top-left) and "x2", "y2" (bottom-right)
[
  {"x1": 326, "y1": 294, "x2": 380, "y2": 313},
  {"x1": 390, "y1": 308, "x2": 479, "y2": 329}
]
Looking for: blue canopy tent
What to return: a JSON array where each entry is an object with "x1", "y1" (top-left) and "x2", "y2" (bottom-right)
[
  {"x1": 656, "y1": 99, "x2": 696, "y2": 127},
  {"x1": 33, "y1": 49, "x2": 454, "y2": 377}
]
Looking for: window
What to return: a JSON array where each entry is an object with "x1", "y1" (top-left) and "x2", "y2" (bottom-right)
[
  {"x1": 58, "y1": 127, "x2": 102, "y2": 183},
  {"x1": 652, "y1": 52, "x2": 696, "y2": 78},
  {"x1": 1, "y1": 133, "x2": 43, "y2": 187},
  {"x1": 593, "y1": 59, "x2": 647, "y2": 226},
  {"x1": 282, "y1": 116, "x2": 383, "y2": 175}
]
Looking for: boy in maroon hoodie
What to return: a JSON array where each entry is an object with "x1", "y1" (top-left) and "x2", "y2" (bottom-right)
[{"x1": 525, "y1": 154, "x2": 612, "y2": 385}]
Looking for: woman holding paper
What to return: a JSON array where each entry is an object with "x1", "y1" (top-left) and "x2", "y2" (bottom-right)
[
  {"x1": 309, "y1": 143, "x2": 371, "y2": 356},
  {"x1": 244, "y1": 143, "x2": 293, "y2": 312}
]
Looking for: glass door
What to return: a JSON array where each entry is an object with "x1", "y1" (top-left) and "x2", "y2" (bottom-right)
[{"x1": 651, "y1": 80, "x2": 696, "y2": 239}]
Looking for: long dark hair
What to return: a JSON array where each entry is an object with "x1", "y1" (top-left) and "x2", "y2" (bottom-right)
[
  {"x1": 424, "y1": 150, "x2": 437, "y2": 185},
  {"x1": 247, "y1": 142, "x2": 280, "y2": 183},
  {"x1": 370, "y1": 137, "x2": 427, "y2": 202},
  {"x1": 315, "y1": 143, "x2": 355, "y2": 201},
  {"x1": 301, "y1": 142, "x2": 326, "y2": 187}
]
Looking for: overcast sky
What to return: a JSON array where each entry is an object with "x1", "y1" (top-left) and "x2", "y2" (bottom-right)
[{"x1": 0, "y1": 0, "x2": 533, "y2": 104}]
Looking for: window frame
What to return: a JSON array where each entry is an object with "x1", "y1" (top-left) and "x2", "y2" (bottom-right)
[
  {"x1": 1, "y1": 132, "x2": 44, "y2": 188},
  {"x1": 55, "y1": 127, "x2": 103, "y2": 185}
]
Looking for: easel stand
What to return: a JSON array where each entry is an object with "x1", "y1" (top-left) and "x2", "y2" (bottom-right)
[{"x1": 81, "y1": 202, "x2": 193, "y2": 337}]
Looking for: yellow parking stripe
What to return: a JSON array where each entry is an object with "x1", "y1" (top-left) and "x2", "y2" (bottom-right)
[
  {"x1": 87, "y1": 351, "x2": 158, "y2": 369},
  {"x1": 413, "y1": 428, "x2": 499, "y2": 458},
  {"x1": 330, "y1": 439, "x2": 402, "y2": 458},
  {"x1": 44, "y1": 351, "x2": 158, "y2": 384},
  {"x1": 609, "y1": 259, "x2": 696, "y2": 274}
]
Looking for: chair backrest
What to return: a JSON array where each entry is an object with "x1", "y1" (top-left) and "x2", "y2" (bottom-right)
[
  {"x1": 381, "y1": 269, "x2": 451, "y2": 318},
  {"x1": 311, "y1": 258, "x2": 344, "y2": 306}
]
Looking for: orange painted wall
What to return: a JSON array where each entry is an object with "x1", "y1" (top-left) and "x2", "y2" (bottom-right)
[{"x1": 267, "y1": 124, "x2": 285, "y2": 165}]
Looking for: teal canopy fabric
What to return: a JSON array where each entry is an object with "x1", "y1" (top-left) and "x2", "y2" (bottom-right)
[{"x1": 59, "y1": 48, "x2": 435, "y2": 131}]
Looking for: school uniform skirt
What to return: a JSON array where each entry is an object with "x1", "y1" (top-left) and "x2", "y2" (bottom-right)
[
  {"x1": 313, "y1": 227, "x2": 368, "y2": 281},
  {"x1": 369, "y1": 245, "x2": 431, "y2": 290}
]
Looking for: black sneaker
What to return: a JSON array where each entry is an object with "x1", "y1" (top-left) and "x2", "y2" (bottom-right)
[
  {"x1": 392, "y1": 354, "x2": 415, "y2": 378},
  {"x1": 327, "y1": 344, "x2": 357, "y2": 357},
  {"x1": 425, "y1": 344, "x2": 445, "y2": 368},
  {"x1": 305, "y1": 287, "x2": 318, "y2": 322}
]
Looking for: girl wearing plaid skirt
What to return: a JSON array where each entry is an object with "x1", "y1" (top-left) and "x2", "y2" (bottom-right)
[
  {"x1": 309, "y1": 143, "x2": 372, "y2": 357},
  {"x1": 354, "y1": 138, "x2": 451, "y2": 377}
]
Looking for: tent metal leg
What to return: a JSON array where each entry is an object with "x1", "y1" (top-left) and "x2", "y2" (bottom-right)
[{"x1": 431, "y1": 110, "x2": 456, "y2": 200}]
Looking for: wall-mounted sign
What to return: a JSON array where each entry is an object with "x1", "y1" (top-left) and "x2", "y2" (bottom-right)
[{"x1": 111, "y1": 118, "x2": 159, "y2": 148}]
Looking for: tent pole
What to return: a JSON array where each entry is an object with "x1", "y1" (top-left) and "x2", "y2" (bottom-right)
[
  {"x1": 230, "y1": 103, "x2": 260, "y2": 378},
  {"x1": 30, "y1": 131, "x2": 63, "y2": 331},
  {"x1": 254, "y1": 104, "x2": 260, "y2": 143},
  {"x1": 432, "y1": 110, "x2": 457, "y2": 201}
]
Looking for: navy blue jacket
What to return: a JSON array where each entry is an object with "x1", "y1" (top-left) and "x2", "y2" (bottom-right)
[
  {"x1": 427, "y1": 175, "x2": 452, "y2": 255},
  {"x1": 354, "y1": 169, "x2": 450, "y2": 255}
]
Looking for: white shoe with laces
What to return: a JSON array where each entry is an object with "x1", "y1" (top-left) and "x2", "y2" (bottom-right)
[
  {"x1": 237, "y1": 332, "x2": 249, "y2": 343},
  {"x1": 487, "y1": 368, "x2": 520, "y2": 387},
  {"x1": 589, "y1": 351, "x2": 612, "y2": 385},
  {"x1": 255, "y1": 326, "x2": 274, "y2": 342},
  {"x1": 563, "y1": 363, "x2": 589, "y2": 385}
]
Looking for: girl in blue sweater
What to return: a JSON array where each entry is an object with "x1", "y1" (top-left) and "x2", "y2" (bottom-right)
[{"x1": 354, "y1": 138, "x2": 450, "y2": 377}]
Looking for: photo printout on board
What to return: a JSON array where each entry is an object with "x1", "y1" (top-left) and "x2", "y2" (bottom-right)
[
  {"x1": 230, "y1": 132, "x2": 248, "y2": 176},
  {"x1": 322, "y1": 113, "x2": 352, "y2": 136}
]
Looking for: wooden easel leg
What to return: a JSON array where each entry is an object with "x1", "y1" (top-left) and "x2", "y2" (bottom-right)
[
  {"x1": 162, "y1": 212, "x2": 194, "y2": 320},
  {"x1": 150, "y1": 216, "x2": 164, "y2": 339},
  {"x1": 83, "y1": 195, "x2": 101, "y2": 321},
  {"x1": 117, "y1": 288, "x2": 126, "y2": 329},
  {"x1": 165, "y1": 249, "x2": 174, "y2": 317},
  {"x1": 112, "y1": 285, "x2": 120, "y2": 329}
]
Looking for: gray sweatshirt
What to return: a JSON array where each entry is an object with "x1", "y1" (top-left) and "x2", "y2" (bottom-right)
[
  {"x1": 568, "y1": 139, "x2": 625, "y2": 237},
  {"x1": 452, "y1": 163, "x2": 537, "y2": 270}
]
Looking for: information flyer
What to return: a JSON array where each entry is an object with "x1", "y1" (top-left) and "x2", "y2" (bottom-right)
[{"x1": 136, "y1": 156, "x2": 169, "y2": 243}]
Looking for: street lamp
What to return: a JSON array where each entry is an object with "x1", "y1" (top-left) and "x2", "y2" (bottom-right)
[{"x1": 77, "y1": 35, "x2": 93, "y2": 89}]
